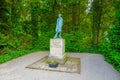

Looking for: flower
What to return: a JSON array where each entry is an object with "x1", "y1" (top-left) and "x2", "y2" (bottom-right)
[{"x1": 48, "y1": 60, "x2": 58, "y2": 64}]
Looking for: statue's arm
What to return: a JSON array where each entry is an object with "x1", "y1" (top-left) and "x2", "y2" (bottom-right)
[{"x1": 55, "y1": 19, "x2": 59, "y2": 32}]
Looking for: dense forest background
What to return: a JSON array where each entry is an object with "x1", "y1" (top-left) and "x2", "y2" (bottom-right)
[{"x1": 0, "y1": 0, "x2": 120, "y2": 72}]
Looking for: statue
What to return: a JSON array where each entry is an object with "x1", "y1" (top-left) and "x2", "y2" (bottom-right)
[{"x1": 54, "y1": 14, "x2": 63, "y2": 38}]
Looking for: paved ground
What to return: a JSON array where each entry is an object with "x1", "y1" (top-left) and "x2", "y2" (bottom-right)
[{"x1": 0, "y1": 51, "x2": 120, "y2": 80}]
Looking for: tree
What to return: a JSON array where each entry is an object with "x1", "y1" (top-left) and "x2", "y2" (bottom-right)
[{"x1": 92, "y1": 0, "x2": 102, "y2": 49}]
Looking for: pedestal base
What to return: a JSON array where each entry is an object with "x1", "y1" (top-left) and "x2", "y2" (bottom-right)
[{"x1": 49, "y1": 39, "x2": 67, "y2": 64}]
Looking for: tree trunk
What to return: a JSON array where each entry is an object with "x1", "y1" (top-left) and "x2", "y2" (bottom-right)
[{"x1": 92, "y1": 0, "x2": 102, "y2": 49}]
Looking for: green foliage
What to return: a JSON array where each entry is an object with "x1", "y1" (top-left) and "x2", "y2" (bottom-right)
[
  {"x1": 32, "y1": 33, "x2": 50, "y2": 51},
  {"x1": 0, "y1": 33, "x2": 8, "y2": 55},
  {"x1": 99, "y1": 38, "x2": 120, "y2": 72},
  {"x1": 108, "y1": 26, "x2": 120, "y2": 51},
  {"x1": 63, "y1": 31, "x2": 94, "y2": 52},
  {"x1": 99, "y1": 27, "x2": 120, "y2": 72},
  {"x1": 99, "y1": 3, "x2": 120, "y2": 71},
  {"x1": 0, "y1": 33, "x2": 7, "y2": 46},
  {"x1": 0, "y1": 49, "x2": 39, "y2": 64}
]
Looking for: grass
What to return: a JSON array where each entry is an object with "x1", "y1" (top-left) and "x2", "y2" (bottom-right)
[{"x1": 0, "y1": 49, "x2": 40, "y2": 64}]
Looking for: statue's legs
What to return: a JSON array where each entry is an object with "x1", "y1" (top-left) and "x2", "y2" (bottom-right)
[
  {"x1": 54, "y1": 32, "x2": 62, "y2": 38},
  {"x1": 58, "y1": 32, "x2": 62, "y2": 38},
  {"x1": 54, "y1": 32, "x2": 58, "y2": 38}
]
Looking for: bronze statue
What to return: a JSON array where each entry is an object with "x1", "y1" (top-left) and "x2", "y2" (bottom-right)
[{"x1": 54, "y1": 14, "x2": 63, "y2": 38}]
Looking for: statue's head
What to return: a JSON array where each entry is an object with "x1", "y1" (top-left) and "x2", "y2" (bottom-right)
[{"x1": 58, "y1": 14, "x2": 62, "y2": 17}]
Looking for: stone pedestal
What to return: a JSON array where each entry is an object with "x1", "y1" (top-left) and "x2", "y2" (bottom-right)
[{"x1": 49, "y1": 39, "x2": 67, "y2": 64}]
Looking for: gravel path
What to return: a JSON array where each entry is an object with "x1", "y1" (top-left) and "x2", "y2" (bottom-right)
[{"x1": 0, "y1": 51, "x2": 120, "y2": 80}]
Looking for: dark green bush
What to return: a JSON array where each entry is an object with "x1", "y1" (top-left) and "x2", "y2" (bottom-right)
[{"x1": 99, "y1": 26, "x2": 120, "y2": 72}]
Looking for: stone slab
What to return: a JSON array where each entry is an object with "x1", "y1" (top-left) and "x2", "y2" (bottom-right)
[{"x1": 26, "y1": 56, "x2": 80, "y2": 74}]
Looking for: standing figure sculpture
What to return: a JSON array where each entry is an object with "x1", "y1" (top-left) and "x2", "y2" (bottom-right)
[{"x1": 54, "y1": 14, "x2": 63, "y2": 38}]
